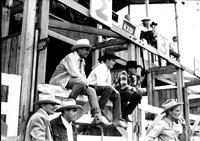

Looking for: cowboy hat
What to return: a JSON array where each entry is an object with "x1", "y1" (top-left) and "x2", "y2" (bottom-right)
[
  {"x1": 56, "y1": 98, "x2": 83, "y2": 112},
  {"x1": 161, "y1": 99, "x2": 183, "y2": 114},
  {"x1": 126, "y1": 61, "x2": 142, "y2": 69},
  {"x1": 71, "y1": 39, "x2": 94, "y2": 51},
  {"x1": 98, "y1": 52, "x2": 120, "y2": 62},
  {"x1": 34, "y1": 93, "x2": 60, "y2": 105}
]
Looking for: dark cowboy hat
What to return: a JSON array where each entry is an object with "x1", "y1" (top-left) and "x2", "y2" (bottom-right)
[
  {"x1": 98, "y1": 52, "x2": 120, "y2": 62},
  {"x1": 126, "y1": 61, "x2": 142, "y2": 69},
  {"x1": 161, "y1": 99, "x2": 183, "y2": 114},
  {"x1": 150, "y1": 22, "x2": 158, "y2": 27},
  {"x1": 34, "y1": 93, "x2": 60, "y2": 105},
  {"x1": 56, "y1": 98, "x2": 83, "y2": 112},
  {"x1": 141, "y1": 18, "x2": 150, "y2": 22},
  {"x1": 71, "y1": 39, "x2": 94, "y2": 51}
]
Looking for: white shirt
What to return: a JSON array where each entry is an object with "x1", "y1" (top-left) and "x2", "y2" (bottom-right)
[
  {"x1": 61, "y1": 116, "x2": 73, "y2": 141},
  {"x1": 49, "y1": 51, "x2": 87, "y2": 87},
  {"x1": 87, "y1": 63, "x2": 112, "y2": 86}
]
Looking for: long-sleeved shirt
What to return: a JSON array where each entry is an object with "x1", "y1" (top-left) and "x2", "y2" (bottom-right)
[
  {"x1": 49, "y1": 51, "x2": 87, "y2": 87},
  {"x1": 87, "y1": 63, "x2": 111, "y2": 86},
  {"x1": 145, "y1": 117, "x2": 180, "y2": 141}
]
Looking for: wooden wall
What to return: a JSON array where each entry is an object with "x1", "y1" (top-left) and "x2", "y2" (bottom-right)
[
  {"x1": 152, "y1": 88, "x2": 177, "y2": 108},
  {"x1": 1, "y1": 33, "x2": 21, "y2": 74}
]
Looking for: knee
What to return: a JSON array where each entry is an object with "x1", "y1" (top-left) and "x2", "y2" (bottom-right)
[
  {"x1": 86, "y1": 87, "x2": 96, "y2": 96},
  {"x1": 134, "y1": 92, "x2": 142, "y2": 100}
]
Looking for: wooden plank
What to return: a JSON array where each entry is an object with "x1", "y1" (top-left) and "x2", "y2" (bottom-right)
[
  {"x1": 58, "y1": 0, "x2": 89, "y2": 16},
  {"x1": 49, "y1": 27, "x2": 97, "y2": 46},
  {"x1": 183, "y1": 88, "x2": 191, "y2": 141},
  {"x1": 48, "y1": 29, "x2": 76, "y2": 44},
  {"x1": 148, "y1": 65, "x2": 177, "y2": 74},
  {"x1": 185, "y1": 79, "x2": 200, "y2": 87},
  {"x1": 49, "y1": 20, "x2": 122, "y2": 38},
  {"x1": 1, "y1": 7, "x2": 10, "y2": 37},
  {"x1": 95, "y1": 39, "x2": 127, "y2": 49},
  {"x1": 17, "y1": 0, "x2": 37, "y2": 134},
  {"x1": 36, "y1": 0, "x2": 50, "y2": 84},
  {"x1": 9, "y1": 35, "x2": 18, "y2": 74},
  {"x1": 1, "y1": 39, "x2": 7, "y2": 73},
  {"x1": 5, "y1": 38, "x2": 11, "y2": 73}
]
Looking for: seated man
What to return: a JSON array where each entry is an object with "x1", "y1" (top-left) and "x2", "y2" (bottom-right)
[
  {"x1": 87, "y1": 52, "x2": 127, "y2": 128},
  {"x1": 49, "y1": 39, "x2": 106, "y2": 125},
  {"x1": 115, "y1": 61, "x2": 144, "y2": 122}
]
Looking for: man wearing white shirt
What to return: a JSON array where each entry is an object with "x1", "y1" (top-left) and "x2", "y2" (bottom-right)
[
  {"x1": 87, "y1": 52, "x2": 127, "y2": 128},
  {"x1": 49, "y1": 39, "x2": 106, "y2": 124},
  {"x1": 51, "y1": 98, "x2": 83, "y2": 141}
]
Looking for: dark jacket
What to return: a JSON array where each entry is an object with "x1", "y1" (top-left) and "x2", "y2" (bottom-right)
[{"x1": 50, "y1": 115, "x2": 78, "y2": 141}]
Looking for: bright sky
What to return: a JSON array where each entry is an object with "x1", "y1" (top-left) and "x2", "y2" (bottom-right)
[{"x1": 117, "y1": 1, "x2": 200, "y2": 92}]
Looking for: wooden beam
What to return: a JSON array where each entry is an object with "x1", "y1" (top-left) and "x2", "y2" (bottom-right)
[
  {"x1": 185, "y1": 79, "x2": 200, "y2": 87},
  {"x1": 49, "y1": 20, "x2": 122, "y2": 38},
  {"x1": 18, "y1": 0, "x2": 37, "y2": 134},
  {"x1": 48, "y1": 29, "x2": 76, "y2": 45},
  {"x1": 148, "y1": 65, "x2": 177, "y2": 75},
  {"x1": 95, "y1": 39, "x2": 128, "y2": 49},
  {"x1": 37, "y1": 0, "x2": 50, "y2": 84},
  {"x1": 58, "y1": 0, "x2": 89, "y2": 16},
  {"x1": 2, "y1": 7, "x2": 10, "y2": 37}
]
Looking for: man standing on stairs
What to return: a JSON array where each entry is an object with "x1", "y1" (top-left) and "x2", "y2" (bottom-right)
[
  {"x1": 50, "y1": 98, "x2": 83, "y2": 141},
  {"x1": 87, "y1": 52, "x2": 127, "y2": 128},
  {"x1": 49, "y1": 39, "x2": 106, "y2": 125},
  {"x1": 114, "y1": 61, "x2": 145, "y2": 122}
]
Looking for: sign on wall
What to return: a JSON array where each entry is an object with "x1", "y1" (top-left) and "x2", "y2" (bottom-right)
[
  {"x1": 90, "y1": 0, "x2": 112, "y2": 27},
  {"x1": 157, "y1": 34, "x2": 170, "y2": 59},
  {"x1": 1, "y1": 73, "x2": 21, "y2": 137}
]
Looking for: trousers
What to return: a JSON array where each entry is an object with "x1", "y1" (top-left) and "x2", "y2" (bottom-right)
[
  {"x1": 117, "y1": 89, "x2": 142, "y2": 117},
  {"x1": 91, "y1": 85, "x2": 122, "y2": 120},
  {"x1": 66, "y1": 77, "x2": 101, "y2": 116}
]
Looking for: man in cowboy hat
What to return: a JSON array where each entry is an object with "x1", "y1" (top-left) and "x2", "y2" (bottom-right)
[
  {"x1": 50, "y1": 98, "x2": 83, "y2": 141},
  {"x1": 145, "y1": 99, "x2": 185, "y2": 141},
  {"x1": 49, "y1": 39, "x2": 106, "y2": 125},
  {"x1": 25, "y1": 93, "x2": 60, "y2": 141},
  {"x1": 114, "y1": 60, "x2": 144, "y2": 122},
  {"x1": 87, "y1": 52, "x2": 127, "y2": 128}
]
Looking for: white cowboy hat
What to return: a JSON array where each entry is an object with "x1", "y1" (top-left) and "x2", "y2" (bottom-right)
[
  {"x1": 56, "y1": 98, "x2": 83, "y2": 112},
  {"x1": 71, "y1": 39, "x2": 94, "y2": 51},
  {"x1": 161, "y1": 99, "x2": 183, "y2": 114},
  {"x1": 34, "y1": 93, "x2": 60, "y2": 105}
]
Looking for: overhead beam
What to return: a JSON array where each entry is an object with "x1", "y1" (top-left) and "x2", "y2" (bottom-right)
[
  {"x1": 148, "y1": 65, "x2": 177, "y2": 75},
  {"x1": 185, "y1": 79, "x2": 200, "y2": 87},
  {"x1": 95, "y1": 39, "x2": 128, "y2": 49},
  {"x1": 49, "y1": 20, "x2": 122, "y2": 38}
]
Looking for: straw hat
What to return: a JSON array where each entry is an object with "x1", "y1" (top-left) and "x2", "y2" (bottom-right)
[
  {"x1": 161, "y1": 99, "x2": 183, "y2": 114},
  {"x1": 34, "y1": 93, "x2": 60, "y2": 105},
  {"x1": 71, "y1": 39, "x2": 94, "y2": 51},
  {"x1": 56, "y1": 98, "x2": 83, "y2": 112}
]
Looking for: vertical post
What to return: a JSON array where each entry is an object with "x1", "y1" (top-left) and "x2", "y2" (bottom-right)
[
  {"x1": 18, "y1": 0, "x2": 37, "y2": 136},
  {"x1": 145, "y1": 0, "x2": 149, "y2": 17},
  {"x1": 183, "y1": 87, "x2": 191, "y2": 141},
  {"x1": 37, "y1": 0, "x2": 51, "y2": 84},
  {"x1": 174, "y1": 2, "x2": 180, "y2": 60},
  {"x1": 1, "y1": 7, "x2": 10, "y2": 37}
]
